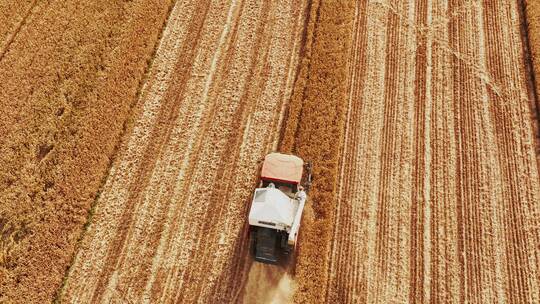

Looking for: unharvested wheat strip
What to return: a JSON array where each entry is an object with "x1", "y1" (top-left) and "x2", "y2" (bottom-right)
[
  {"x1": 274, "y1": 1, "x2": 308, "y2": 153},
  {"x1": 509, "y1": 0, "x2": 540, "y2": 245},
  {"x1": 1, "y1": 0, "x2": 175, "y2": 300},
  {"x1": 527, "y1": 2, "x2": 540, "y2": 165},
  {"x1": 250, "y1": 1, "x2": 296, "y2": 154},
  {"x1": 279, "y1": 3, "x2": 354, "y2": 295}
]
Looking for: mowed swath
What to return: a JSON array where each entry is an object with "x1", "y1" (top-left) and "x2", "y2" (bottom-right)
[
  {"x1": 327, "y1": 0, "x2": 540, "y2": 303},
  {"x1": 60, "y1": 0, "x2": 307, "y2": 302}
]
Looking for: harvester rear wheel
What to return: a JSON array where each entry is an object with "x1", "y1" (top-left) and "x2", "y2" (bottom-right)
[{"x1": 249, "y1": 228, "x2": 257, "y2": 255}]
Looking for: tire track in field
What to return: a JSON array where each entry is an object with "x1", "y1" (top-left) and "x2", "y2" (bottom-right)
[
  {"x1": 60, "y1": 0, "x2": 307, "y2": 303},
  {"x1": 326, "y1": 0, "x2": 540, "y2": 303}
]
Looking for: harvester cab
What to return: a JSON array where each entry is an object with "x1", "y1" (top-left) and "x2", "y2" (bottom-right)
[{"x1": 248, "y1": 152, "x2": 312, "y2": 264}]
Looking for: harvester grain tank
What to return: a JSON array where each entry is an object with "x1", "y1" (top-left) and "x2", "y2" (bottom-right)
[{"x1": 248, "y1": 152, "x2": 312, "y2": 264}]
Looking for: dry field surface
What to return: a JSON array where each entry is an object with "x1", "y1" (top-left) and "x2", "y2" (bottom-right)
[
  {"x1": 0, "y1": 0, "x2": 172, "y2": 302},
  {"x1": 327, "y1": 0, "x2": 540, "y2": 303},
  {"x1": 2, "y1": 0, "x2": 540, "y2": 303}
]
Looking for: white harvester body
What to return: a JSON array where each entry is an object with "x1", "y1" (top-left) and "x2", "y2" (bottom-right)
[
  {"x1": 248, "y1": 153, "x2": 311, "y2": 264},
  {"x1": 249, "y1": 187, "x2": 297, "y2": 230},
  {"x1": 248, "y1": 186, "x2": 307, "y2": 246}
]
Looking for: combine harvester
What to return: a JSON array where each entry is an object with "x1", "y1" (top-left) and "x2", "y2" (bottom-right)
[{"x1": 248, "y1": 153, "x2": 312, "y2": 264}]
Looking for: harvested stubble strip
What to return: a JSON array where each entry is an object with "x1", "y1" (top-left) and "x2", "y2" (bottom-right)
[
  {"x1": 279, "y1": 0, "x2": 355, "y2": 302},
  {"x1": 0, "y1": 0, "x2": 173, "y2": 302},
  {"x1": 525, "y1": 0, "x2": 540, "y2": 163}
]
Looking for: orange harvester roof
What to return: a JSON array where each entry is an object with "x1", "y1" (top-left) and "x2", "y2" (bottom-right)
[{"x1": 261, "y1": 153, "x2": 304, "y2": 184}]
